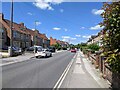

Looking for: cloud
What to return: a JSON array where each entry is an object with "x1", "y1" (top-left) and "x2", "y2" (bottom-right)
[
  {"x1": 33, "y1": 0, "x2": 63, "y2": 10},
  {"x1": 62, "y1": 36, "x2": 70, "y2": 39},
  {"x1": 27, "y1": 12, "x2": 33, "y2": 15},
  {"x1": 53, "y1": 27, "x2": 61, "y2": 30},
  {"x1": 90, "y1": 25, "x2": 104, "y2": 30},
  {"x1": 75, "y1": 34, "x2": 81, "y2": 37},
  {"x1": 92, "y1": 9, "x2": 104, "y2": 15},
  {"x1": 62, "y1": 36, "x2": 76, "y2": 42},
  {"x1": 80, "y1": 27, "x2": 85, "y2": 29},
  {"x1": 62, "y1": 36, "x2": 70, "y2": 42},
  {"x1": 32, "y1": 29, "x2": 35, "y2": 31},
  {"x1": 82, "y1": 35, "x2": 91, "y2": 39},
  {"x1": 64, "y1": 28, "x2": 68, "y2": 32},
  {"x1": 71, "y1": 38, "x2": 76, "y2": 40},
  {"x1": 35, "y1": 21, "x2": 42, "y2": 26},
  {"x1": 60, "y1": 9, "x2": 64, "y2": 13}
]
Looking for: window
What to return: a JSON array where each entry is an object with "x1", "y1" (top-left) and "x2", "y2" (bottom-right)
[
  {"x1": 21, "y1": 34, "x2": 24, "y2": 39},
  {"x1": 0, "y1": 28, "x2": 4, "y2": 39},
  {"x1": 13, "y1": 31, "x2": 17, "y2": 38},
  {"x1": 0, "y1": 28, "x2": 4, "y2": 33}
]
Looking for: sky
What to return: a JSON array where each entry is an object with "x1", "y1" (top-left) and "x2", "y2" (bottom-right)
[{"x1": 2, "y1": 1, "x2": 104, "y2": 45}]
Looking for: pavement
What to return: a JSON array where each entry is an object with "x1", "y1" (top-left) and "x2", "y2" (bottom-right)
[
  {"x1": 61, "y1": 51, "x2": 111, "y2": 88},
  {"x1": 0, "y1": 50, "x2": 64, "y2": 66},
  {"x1": 0, "y1": 52, "x2": 35, "y2": 66},
  {"x1": 2, "y1": 51, "x2": 75, "y2": 88}
]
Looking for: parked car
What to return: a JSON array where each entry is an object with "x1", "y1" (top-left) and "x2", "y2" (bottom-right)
[
  {"x1": 62, "y1": 47, "x2": 67, "y2": 50},
  {"x1": 70, "y1": 48, "x2": 76, "y2": 53},
  {"x1": 12, "y1": 47, "x2": 22, "y2": 55},
  {"x1": 48, "y1": 46, "x2": 56, "y2": 52},
  {"x1": 26, "y1": 46, "x2": 43, "y2": 53},
  {"x1": 26, "y1": 46, "x2": 34, "y2": 51},
  {"x1": 35, "y1": 48, "x2": 52, "y2": 58}
]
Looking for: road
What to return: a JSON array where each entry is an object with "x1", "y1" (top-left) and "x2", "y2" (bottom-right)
[{"x1": 2, "y1": 51, "x2": 75, "y2": 88}]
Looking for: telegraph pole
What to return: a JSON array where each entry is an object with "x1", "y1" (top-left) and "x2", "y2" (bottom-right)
[
  {"x1": 34, "y1": 21, "x2": 37, "y2": 46},
  {"x1": 9, "y1": 0, "x2": 13, "y2": 56}
]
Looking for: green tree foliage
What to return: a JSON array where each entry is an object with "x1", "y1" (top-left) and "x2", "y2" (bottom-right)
[
  {"x1": 87, "y1": 44, "x2": 100, "y2": 51},
  {"x1": 101, "y1": 2, "x2": 120, "y2": 73},
  {"x1": 52, "y1": 43, "x2": 62, "y2": 50}
]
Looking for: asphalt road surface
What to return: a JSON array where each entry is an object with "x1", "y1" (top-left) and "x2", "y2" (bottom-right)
[{"x1": 2, "y1": 51, "x2": 75, "y2": 88}]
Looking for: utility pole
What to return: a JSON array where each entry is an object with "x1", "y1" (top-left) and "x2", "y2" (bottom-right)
[
  {"x1": 35, "y1": 21, "x2": 37, "y2": 30},
  {"x1": 9, "y1": 0, "x2": 13, "y2": 56},
  {"x1": 34, "y1": 21, "x2": 37, "y2": 46}
]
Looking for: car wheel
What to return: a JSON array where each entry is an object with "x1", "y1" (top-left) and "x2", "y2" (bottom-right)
[
  {"x1": 36, "y1": 56, "x2": 38, "y2": 58},
  {"x1": 45, "y1": 54, "x2": 47, "y2": 58},
  {"x1": 50, "y1": 53, "x2": 52, "y2": 57}
]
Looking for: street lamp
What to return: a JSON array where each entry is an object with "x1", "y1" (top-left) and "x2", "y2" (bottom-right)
[
  {"x1": 34, "y1": 20, "x2": 39, "y2": 46},
  {"x1": 9, "y1": 0, "x2": 13, "y2": 56},
  {"x1": 34, "y1": 21, "x2": 37, "y2": 46}
]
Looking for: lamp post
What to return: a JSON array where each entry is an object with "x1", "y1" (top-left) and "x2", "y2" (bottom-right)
[
  {"x1": 9, "y1": 0, "x2": 13, "y2": 56},
  {"x1": 34, "y1": 21, "x2": 37, "y2": 46},
  {"x1": 34, "y1": 20, "x2": 39, "y2": 46}
]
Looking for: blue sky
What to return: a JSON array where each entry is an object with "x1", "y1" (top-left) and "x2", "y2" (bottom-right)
[{"x1": 2, "y1": 1, "x2": 104, "y2": 45}]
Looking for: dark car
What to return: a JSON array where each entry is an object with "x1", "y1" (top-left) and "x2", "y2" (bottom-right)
[
  {"x1": 48, "y1": 46, "x2": 56, "y2": 52},
  {"x1": 26, "y1": 46, "x2": 34, "y2": 51},
  {"x1": 62, "y1": 47, "x2": 67, "y2": 50},
  {"x1": 12, "y1": 47, "x2": 22, "y2": 55}
]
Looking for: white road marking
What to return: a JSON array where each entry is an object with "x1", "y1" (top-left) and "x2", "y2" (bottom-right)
[{"x1": 53, "y1": 53, "x2": 77, "y2": 89}]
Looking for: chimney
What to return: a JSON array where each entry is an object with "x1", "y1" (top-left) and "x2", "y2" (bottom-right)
[
  {"x1": 0, "y1": 13, "x2": 4, "y2": 19},
  {"x1": 34, "y1": 30, "x2": 39, "y2": 34},
  {"x1": 19, "y1": 22, "x2": 24, "y2": 27},
  {"x1": 43, "y1": 34, "x2": 45, "y2": 36}
]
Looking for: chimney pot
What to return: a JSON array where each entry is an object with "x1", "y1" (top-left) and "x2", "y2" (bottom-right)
[
  {"x1": 0, "y1": 13, "x2": 4, "y2": 19},
  {"x1": 20, "y1": 22, "x2": 24, "y2": 27}
]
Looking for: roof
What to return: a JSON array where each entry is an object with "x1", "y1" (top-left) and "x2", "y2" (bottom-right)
[
  {"x1": 0, "y1": 22, "x2": 3, "y2": 28},
  {"x1": 39, "y1": 33, "x2": 48, "y2": 40},
  {"x1": 26, "y1": 28, "x2": 35, "y2": 36},
  {"x1": 1, "y1": 15, "x2": 50, "y2": 40},
  {"x1": 4, "y1": 19, "x2": 30, "y2": 35}
]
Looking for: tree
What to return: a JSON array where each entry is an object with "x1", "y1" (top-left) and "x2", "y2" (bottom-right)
[
  {"x1": 101, "y1": 2, "x2": 120, "y2": 73},
  {"x1": 87, "y1": 44, "x2": 100, "y2": 51},
  {"x1": 52, "y1": 43, "x2": 62, "y2": 50}
]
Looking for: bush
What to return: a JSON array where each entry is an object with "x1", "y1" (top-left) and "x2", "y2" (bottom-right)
[
  {"x1": 83, "y1": 48, "x2": 87, "y2": 54},
  {"x1": 87, "y1": 44, "x2": 100, "y2": 51},
  {"x1": 101, "y1": 2, "x2": 120, "y2": 73}
]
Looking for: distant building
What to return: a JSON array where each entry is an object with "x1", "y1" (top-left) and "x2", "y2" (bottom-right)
[
  {"x1": 39, "y1": 34, "x2": 50, "y2": 48},
  {"x1": 87, "y1": 32, "x2": 103, "y2": 46},
  {"x1": 50, "y1": 37, "x2": 57, "y2": 46},
  {"x1": 50, "y1": 37, "x2": 69, "y2": 48}
]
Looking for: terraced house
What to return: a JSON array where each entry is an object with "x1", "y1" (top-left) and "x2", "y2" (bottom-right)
[
  {"x1": 0, "y1": 22, "x2": 7, "y2": 50},
  {"x1": 26, "y1": 29, "x2": 50, "y2": 48},
  {"x1": 40, "y1": 34, "x2": 50, "y2": 48},
  {"x1": 0, "y1": 13, "x2": 50, "y2": 49},
  {"x1": 27, "y1": 29, "x2": 42, "y2": 46},
  {"x1": 0, "y1": 13, "x2": 31, "y2": 49},
  {"x1": 50, "y1": 37, "x2": 69, "y2": 48},
  {"x1": 87, "y1": 32, "x2": 103, "y2": 47}
]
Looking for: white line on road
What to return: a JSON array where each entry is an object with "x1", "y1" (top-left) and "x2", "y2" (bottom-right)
[{"x1": 53, "y1": 53, "x2": 77, "y2": 89}]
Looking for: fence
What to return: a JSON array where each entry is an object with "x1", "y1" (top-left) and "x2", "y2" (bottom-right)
[{"x1": 85, "y1": 50, "x2": 120, "y2": 88}]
